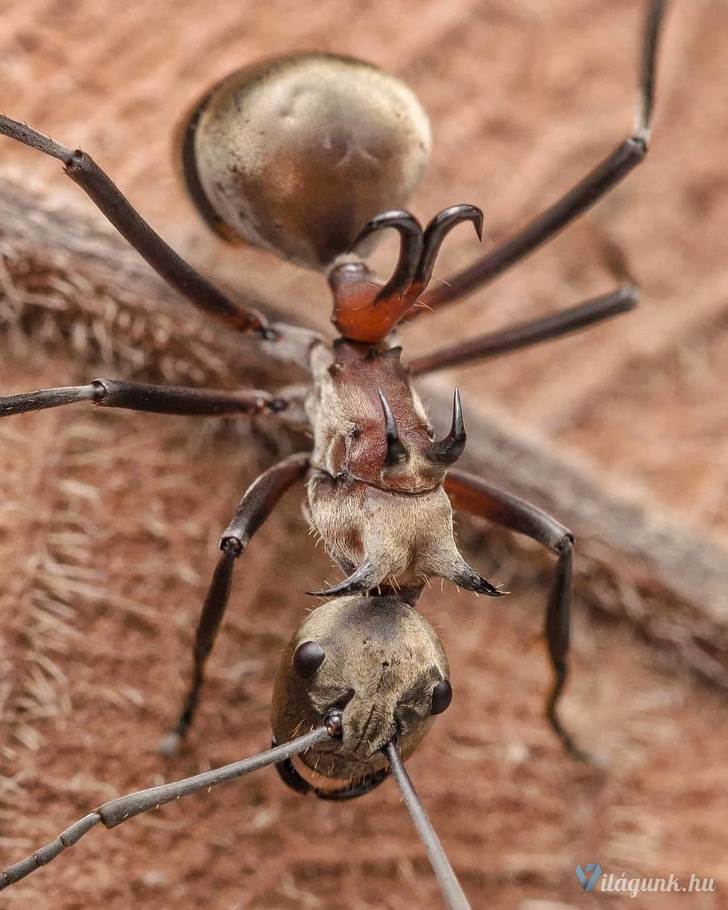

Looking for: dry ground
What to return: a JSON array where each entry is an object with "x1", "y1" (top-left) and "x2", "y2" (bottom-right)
[{"x1": 1, "y1": 1, "x2": 728, "y2": 908}]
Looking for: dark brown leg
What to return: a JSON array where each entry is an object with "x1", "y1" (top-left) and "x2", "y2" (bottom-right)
[
  {"x1": 161, "y1": 453, "x2": 310, "y2": 753},
  {"x1": 0, "y1": 379, "x2": 286, "y2": 418},
  {"x1": 0, "y1": 115, "x2": 278, "y2": 338},
  {"x1": 445, "y1": 469, "x2": 589, "y2": 761},
  {"x1": 409, "y1": 285, "x2": 636, "y2": 375},
  {"x1": 409, "y1": 0, "x2": 668, "y2": 317}
]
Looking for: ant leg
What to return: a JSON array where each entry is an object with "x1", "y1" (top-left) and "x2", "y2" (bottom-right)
[
  {"x1": 444, "y1": 468, "x2": 590, "y2": 762},
  {"x1": 0, "y1": 115, "x2": 277, "y2": 338},
  {"x1": 409, "y1": 285, "x2": 636, "y2": 375},
  {"x1": 0, "y1": 379, "x2": 287, "y2": 418},
  {"x1": 161, "y1": 453, "x2": 309, "y2": 754},
  {"x1": 409, "y1": 0, "x2": 668, "y2": 318}
]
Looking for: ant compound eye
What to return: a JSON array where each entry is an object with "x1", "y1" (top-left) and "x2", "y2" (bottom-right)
[
  {"x1": 430, "y1": 679, "x2": 452, "y2": 715},
  {"x1": 293, "y1": 640, "x2": 326, "y2": 678}
]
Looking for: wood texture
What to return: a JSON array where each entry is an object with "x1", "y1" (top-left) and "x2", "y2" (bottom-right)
[{"x1": 2, "y1": 3, "x2": 728, "y2": 908}]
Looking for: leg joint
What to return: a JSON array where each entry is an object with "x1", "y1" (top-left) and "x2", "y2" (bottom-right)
[
  {"x1": 64, "y1": 148, "x2": 93, "y2": 175},
  {"x1": 269, "y1": 397, "x2": 289, "y2": 413},
  {"x1": 630, "y1": 132, "x2": 649, "y2": 157},
  {"x1": 552, "y1": 530, "x2": 574, "y2": 557},
  {"x1": 556, "y1": 532, "x2": 574, "y2": 554},
  {"x1": 89, "y1": 379, "x2": 108, "y2": 404},
  {"x1": 220, "y1": 536, "x2": 243, "y2": 558}
]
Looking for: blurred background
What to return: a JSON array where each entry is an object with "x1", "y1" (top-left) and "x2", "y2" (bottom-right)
[{"x1": 1, "y1": 1, "x2": 727, "y2": 908}]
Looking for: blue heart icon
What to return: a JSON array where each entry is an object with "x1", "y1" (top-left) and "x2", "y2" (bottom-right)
[{"x1": 575, "y1": 863, "x2": 603, "y2": 892}]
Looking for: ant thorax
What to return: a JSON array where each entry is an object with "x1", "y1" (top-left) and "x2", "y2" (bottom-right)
[{"x1": 304, "y1": 338, "x2": 500, "y2": 597}]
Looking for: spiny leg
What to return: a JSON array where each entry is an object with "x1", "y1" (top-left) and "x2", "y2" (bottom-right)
[
  {"x1": 409, "y1": 0, "x2": 669, "y2": 317},
  {"x1": 0, "y1": 378, "x2": 287, "y2": 418},
  {"x1": 444, "y1": 469, "x2": 589, "y2": 761},
  {"x1": 161, "y1": 452, "x2": 310, "y2": 754},
  {"x1": 409, "y1": 285, "x2": 636, "y2": 375},
  {"x1": 0, "y1": 727, "x2": 331, "y2": 891},
  {"x1": 0, "y1": 115, "x2": 278, "y2": 338}
]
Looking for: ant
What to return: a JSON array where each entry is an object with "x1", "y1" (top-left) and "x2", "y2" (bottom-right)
[{"x1": 0, "y1": 3, "x2": 668, "y2": 907}]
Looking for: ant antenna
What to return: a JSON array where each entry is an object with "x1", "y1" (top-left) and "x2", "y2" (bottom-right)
[
  {"x1": 0, "y1": 727, "x2": 331, "y2": 890},
  {"x1": 384, "y1": 742, "x2": 471, "y2": 910}
]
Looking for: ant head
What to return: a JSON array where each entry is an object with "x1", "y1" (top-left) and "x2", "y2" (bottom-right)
[
  {"x1": 271, "y1": 594, "x2": 450, "y2": 798},
  {"x1": 178, "y1": 53, "x2": 431, "y2": 270}
]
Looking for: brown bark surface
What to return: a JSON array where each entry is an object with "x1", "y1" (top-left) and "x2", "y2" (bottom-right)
[{"x1": 1, "y1": 2, "x2": 727, "y2": 908}]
